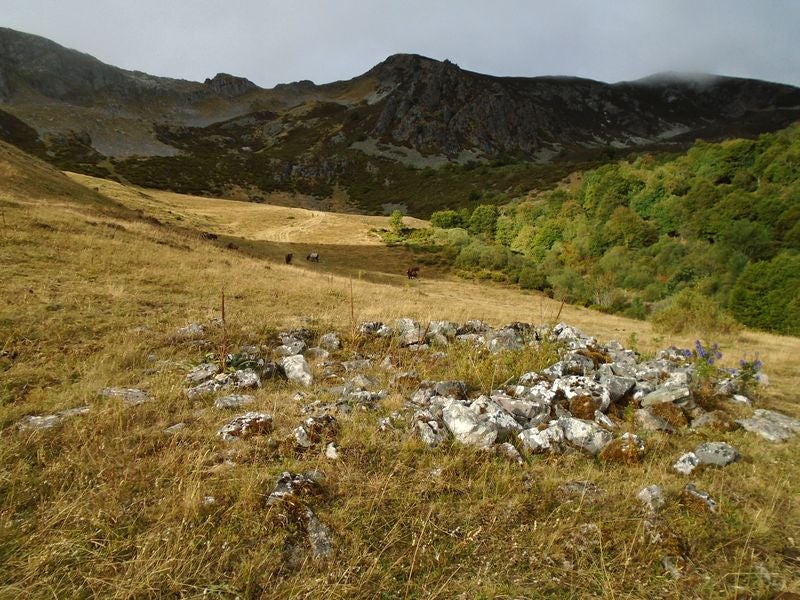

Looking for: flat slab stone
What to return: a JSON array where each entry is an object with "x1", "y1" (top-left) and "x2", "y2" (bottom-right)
[
  {"x1": 694, "y1": 441, "x2": 738, "y2": 467},
  {"x1": 214, "y1": 394, "x2": 255, "y2": 409},
  {"x1": 737, "y1": 409, "x2": 800, "y2": 442},
  {"x1": 186, "y1": 362, "x2": 220, "y2": 384},
  {"x1": 100, "y1": 387, "x2": 152, "y2": 406},
  {"x1": 641, "y1": 386, "x2": 690, "y2": 407}
]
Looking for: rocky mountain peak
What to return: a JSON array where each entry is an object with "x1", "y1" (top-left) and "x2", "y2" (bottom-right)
[{"x1": 203, "y1": 72, "x2": 259, "y2": 98}]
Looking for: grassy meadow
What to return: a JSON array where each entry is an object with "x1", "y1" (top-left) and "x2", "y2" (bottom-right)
[{"x1": 0, "y1": 141, "x2": 798, "y2": 598}]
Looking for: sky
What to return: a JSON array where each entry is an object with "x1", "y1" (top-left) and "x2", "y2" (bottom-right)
[{"x1": 1, "y1": 0, "x2": 798, "y2": 88}]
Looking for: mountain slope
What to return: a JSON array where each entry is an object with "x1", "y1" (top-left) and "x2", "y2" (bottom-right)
[{"x1": 2, "y1": 28, "x2": 800, "y2": 215}]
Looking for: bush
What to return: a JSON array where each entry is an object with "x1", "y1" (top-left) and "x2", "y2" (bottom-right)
[
  {"x1": 651, "y1": 288, "x2": 739, "y2": 334},
  {"x1": 430, "y1": 210, "x2": 465, "y2": 229}
]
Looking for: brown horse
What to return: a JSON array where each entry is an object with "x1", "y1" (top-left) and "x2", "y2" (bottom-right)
[
  {"x1": 285, "y1": 253, "x2": 293, "y2": 264},
  {"x1": 407, "y1": 266, "x2": 420, "y2": 279}
]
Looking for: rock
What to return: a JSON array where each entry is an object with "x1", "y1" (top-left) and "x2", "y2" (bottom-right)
[
  {"x1": 217, "y1": 412, "x2": 273, "y2": 442},
  {"x1": 553, "y1": 322, "x2": 587, "y2": 346},
  {"x1": 325, "y1": 442, "x2": 339, "y2": 460},
  {"x1": 593, "y1": 410, "x2": 616, "y2": 430},
  {"x1": 304, "y1": 507, "x2": 333, "y2": 559},
  {"x1": 304, "y1": 347, "x2": 330, "y2": 362},
  {"x1": 518, "y1": 423, "x2": 565, "y2": 453},
  {"x1": 495, "y1": 442, "x2": 524, "y2": 464},
  {"x1": 599, "y1": 432, "x2": 645, "y2": 463},
  {"x1": 637, "y1": 485, "x2": 666, "y2": 512},
  {"x1": 295, "y1": 415, "x2": 339, "y2": 449},
  {"x1": 542, "y1": 354, "x2": 594, "y2": 379},
  {"x1": 690, "y1": 410, "x2": 739, "y2": 432},
  {"x1": 260, "y1": 361, "x2": 287, "y2": 381},
  {"x1": 730, "y1": 394, "x2": 752, "y2": 407},
  {"x1": 737, "y1": 409, "x2": 800, "y2": 442},
  {"x1": 100, "y1": 387, "x2": 152, "y2": 406},
  {"x1": 16, "y1": 405, "x2": 90, "y2": 431},
  {"x1": 266, "y1": 470, "x2": 325, "y2": 505},
  {"x1": 433, "y1": 380, "x2": 468, "y2": 399},
  {"x1": 457, "y1": 320, "x2": 489, "y2": 335},
  {"x1": 214, "y1": 394, "x2": 255, "y2": 409},
  {"x1": 318, "y1": 332, "x2": 341, "y2": 351},
  {"x1": 634, "y1": 408, "x2": 676, "y2": 433},
  {"x1": 342, "y1": 358, "x2": 372, "y2": 373},
  {"x1": 493, "y1": 392, "x2": 551, "y2": 426},
  {"x1": 415, "y1": 415, "x2": 448, "y2": 447},
  {"x1": 442, "y1": 402, "x2": 498, "y2": 449},
  {"x1": 358, "y1": 321, "x2": 393, "y2": 337},
  {"x1": 469, "y1": 396, "x2": 523, "y2": 440},
  {"x1": 232, "y1": 369, "x2": 261, "y2": 389},
  {"x1": 558, "y1": 417, "x2": 613, "y2": 455},
  {"x1": 559, "y1": 480, "x2": 602, "y2": 499},
  {"x1": 673, "y1": 452, "x2": 700, "y2": 475},
  {"x1": 16, "y1": 414, "x2": 64, "y2": 431},
  {"x1": 294, "y1": 425, "x2": 313, "y2": 448},
  {"x1": 694, "y1": 442, "x2": 739, "y2": 467},
  {"x1": 599, "y1": 373, "x2": 636, "y2": 403},
  {"x1": 164, "y1": 422, "x2": 188, "y2": 434},
  {"x1": 551, "y1": 375, "x2": 611, "y2": 413},
  {"x1": 186, "y1": 362, "x2": 220, "y2": 384},
  {"x1": 175, "y1": 322, "x2": 205, "y2": 339},
  {"x1": 640, "y1": 386, "x2": 691, "y2": 407},
  {"x1": 427, "y1": 320, "x2": 457, "y2": 343},
  {"x1": 485, "y1": 328, "x2": 523, "y2": 353},
  {"x1": 281, "y1": 355, "x2": 313, "y2": 386},
  {"x1": 395, "y1": 318, "x2": 424, "y2": 346},
  {"x1": 186, "y1": 375, "x2": 231, "y2": 399},
  {"x1": 275, "y1": 338, "x2": 306, "y2": 357},
  {"x1": 681, "y1": 483, "x2": 717, "y2": 513}
]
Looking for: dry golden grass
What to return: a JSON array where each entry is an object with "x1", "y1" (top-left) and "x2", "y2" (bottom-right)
[{"x1": 1, "y1": 142, "x2": 798, "y2": 598}]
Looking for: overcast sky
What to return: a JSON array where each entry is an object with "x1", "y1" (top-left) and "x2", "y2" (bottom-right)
[{"x1": 1, "y1": 0, "x2": 798, "y2": 88}]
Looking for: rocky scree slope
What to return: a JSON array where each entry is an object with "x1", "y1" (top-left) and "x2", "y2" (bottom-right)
[{"x1": 17, "y1": 319, "x2": 798, "y2": 557}]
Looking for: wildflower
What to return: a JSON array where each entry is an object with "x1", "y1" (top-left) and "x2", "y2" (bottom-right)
[{"x1": 695, "y1": 340, "x2": 705, "y2": 358}]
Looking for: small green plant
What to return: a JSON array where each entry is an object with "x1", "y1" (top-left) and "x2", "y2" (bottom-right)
[
  {"x1": 731, "y1": 353, "x2": 764, "y2": 396},
  {"x1": 680, "y1": 340, "x2": 723, "y2": 392},
  {"x1": 388, "y1": 210, "x2": 405, "y2": 234}
]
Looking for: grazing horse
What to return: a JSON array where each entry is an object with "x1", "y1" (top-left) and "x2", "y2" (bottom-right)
[
  {"x1": 285, "y1": 253, "x2": 293, "y2": 264},
  {"x1": 407, "y1": 266, "x2": 420, "y2": 279},
  {"x1": 306, "y1": 252, "x2": 320, "y2": 262}
]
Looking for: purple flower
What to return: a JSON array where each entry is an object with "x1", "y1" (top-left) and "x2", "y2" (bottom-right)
[{"x1": 695, "y1": 340, "x2": 706, "y2": 358}]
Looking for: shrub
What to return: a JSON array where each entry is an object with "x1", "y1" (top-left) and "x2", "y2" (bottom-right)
[
  {"x1": 651, "y1": 288, "x2": 739, "y2": 334},
  {"x1": 430, "y1": 209, "x2": 465, "y2": 229}
]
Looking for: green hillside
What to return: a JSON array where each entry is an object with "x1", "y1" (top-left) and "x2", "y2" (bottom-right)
[{"x1": 408, "y1": 123, "x2": 800, "y2": 335}]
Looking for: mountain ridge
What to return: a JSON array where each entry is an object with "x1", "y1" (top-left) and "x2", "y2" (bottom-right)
[{"x1": 1, "y1": 27, "x2": 800, "y2": 215}]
